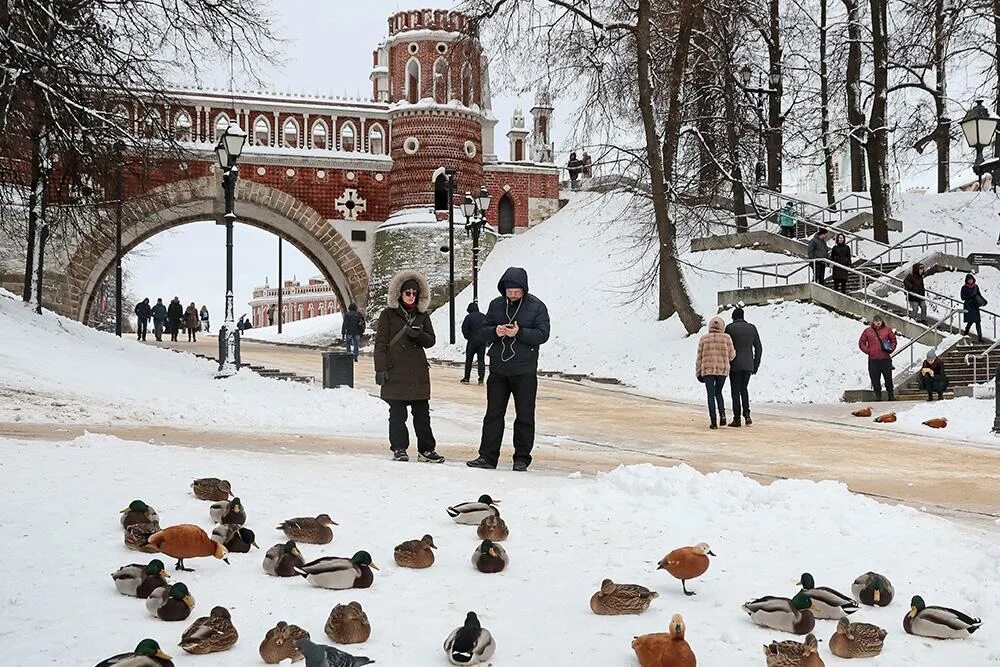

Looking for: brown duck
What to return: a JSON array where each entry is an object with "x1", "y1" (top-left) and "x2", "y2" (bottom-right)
[
  {"x1": 477, "y1": 514, "x2": 509, "y2": 542},
  {"x1": 394, "y1": 534, "x2": 437, "y2": 568},
  {"x1": 191, "y1": 477, "x2": 233, "y2": 501},
  {"x1": 276, "y1": 514, "x2": 338, "y2": 544},
  {"x1": 658, "y1": 542, "x2": 715, "y2": 596},
  {"x1": 830, "y1": 617, "x2": 886, "y2": 658},
  {"x1": 590, "y1": 578, "x2": 658, "y2": 615},
  {"x1": 325, "y1": 601, "x2": 371, "y2": 644},
  {"x1": 260, "y1": 621, "x2": 310, "y2": 664}
]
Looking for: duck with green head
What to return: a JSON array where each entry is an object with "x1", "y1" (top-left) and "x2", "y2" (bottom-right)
[
  {"x1": 211, "y1": 524, "x2": 258, "y2": 553},
  {"x1": 471, "y1": 539, "x2": 508, "y2": 573},
  {"x1": 294, "y1": 550, "x2": 378, "y2": 589},
  {"x1": 209, "y1": 497, "x2": 245, "y2": 525},
  {"x1": 146, "y1": 582, "x2": 195, "y2": 622},
  {"x1": 120, "y1": 500, "x2": 159, "y2": 530},
  {"x1": 903, "y1": 595, "x2": 982, "y2": 639},
  {"x1": 743, "y1": 592, "x2": 816, "y2": 634},
  {"x1": 95, "y1": 638, "x2": 173, "y2": 666},
  {"x1": 263, "y1": 541, "x2": 305, "y2": 577},
  {"x1": 112, "y1": 558, "x2": 169, "y2": 598},
  {"x1": 447, "y1": 495, "x2": 500, "y2": 525},
  {"x1": 796, "y1": 572, "x2": 859, "y2": 618},
  {"x1": 852, "y1": 571, "x2": 894, "y2": 607}
]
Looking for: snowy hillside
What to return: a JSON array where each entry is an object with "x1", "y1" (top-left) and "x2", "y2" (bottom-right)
[
  {"x1": 0, "y1": 289, "x2": 384, "y2": 432},
  {"x1": 243, "y1": 312, "x2": 344, "y2": 347}
]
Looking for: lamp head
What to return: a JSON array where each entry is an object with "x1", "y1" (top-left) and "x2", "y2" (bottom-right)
[
  {"x1": 461, "y1": 193, "x2": 476, "y2": 219},
  {"x1": 961, "y1": 99, "x2": 999, "y2": 150},
  {"x1": 475, "y1": 186, "x2": 491, "y2": 213},
  {"x1": 222, "y1": 121, "x2": 247, "y2": 161}
]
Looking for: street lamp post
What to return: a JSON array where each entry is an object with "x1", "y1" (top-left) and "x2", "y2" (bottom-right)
[
  {"x1": 433, "y1": 166, "x2": 459, "y2": 344},
  {"x1": 214, "y1": 122, "x2": 247, "y2": 378},
  {"x1": 114, "y1": 141, "x2": 124, "y2": 337},
  {"x1": 460, "y1": 186, "x2": 492, "y2": 303},
  {"x1": 739, "y1": 66, "x2": 779, "y2": 188}
]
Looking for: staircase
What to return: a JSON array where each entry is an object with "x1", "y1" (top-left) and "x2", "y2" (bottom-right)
[
  {"x1": 822, "y1": 261, "x2": 902, "y2": 294},
  {"x1": 894, "y1": 339, "x2": 993, "y2": 400},
  {"x1": 189, "y1": 352, "x2": 314, "y2": 384}
]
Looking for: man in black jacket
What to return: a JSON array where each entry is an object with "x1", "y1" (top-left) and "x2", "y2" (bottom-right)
[
  {"x1": 467, "y1": 267, "x2": 550, "y2": 472},
  {"x1": 134, "y1": 298, "x2": 151, "y2": 341},
  {"x1": 166, "y1": 297, "x2": 183, "y2": 342},
  {"x1": 341, "y1": 302, "x2": 365, "y2": 362},
  {"x1": 724, "y1": 307, "x2": 763, "y2": 427},
  {"x1": 460, "y1": 302, "x2": 487, "y2": 385}
]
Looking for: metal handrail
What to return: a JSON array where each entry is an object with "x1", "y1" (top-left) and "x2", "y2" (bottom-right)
[
  {"x1": 964, "y1": 339, "x2": 1000, "y2": 384},
  {"x1": 892, "y1": 307, "x2": 963, "y2": 372},
  {"x1": 856, "y1": 230, "x2": 964, "y2": 269}
]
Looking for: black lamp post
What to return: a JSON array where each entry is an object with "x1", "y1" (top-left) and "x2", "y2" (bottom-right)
[
  {"x1": 214, "y1": 121, "x2": 247, "y2": 378},
  {"x1": 114, "y1": 140, "x2": 124, "y2": 337},
  {"x1": 460, "y1": 186, "x2": 492, "y2": 303},
  {"x1": 433, "y1": 166, "x2": 459, "y2": 344},
  {"x1": 739, "y1": 65, "x2": 780, "y2": 187}
]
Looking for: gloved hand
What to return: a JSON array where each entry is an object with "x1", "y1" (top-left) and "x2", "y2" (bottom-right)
[
  {"x1": 375, "y1": 370, "x2": 389, "y2": 386},
  {"x1": 404, "y1": 325, "x2": 422, "y2": 339}
]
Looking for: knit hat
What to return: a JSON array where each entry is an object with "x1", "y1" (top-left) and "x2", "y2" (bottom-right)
[
  {"x1": 401, "y1": 278, "x2": 420, "y2": 294},
  {"x1": 926, "y1": 349, "x2": 937, "y2": 361}
]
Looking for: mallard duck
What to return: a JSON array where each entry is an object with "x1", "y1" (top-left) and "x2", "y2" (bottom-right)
[
  {"x1": 830, "y1": 616, "x2": 886, "y2": 658},
  {"x1": 796, "y1": 572, "x2": 859, "y2": 618},
  {"x1": 179, "y1": 606, "x2": 238, "y2": 654},
  {"x1": 325, "y1": 601, "x2": 371, "y2": 644},
  {"x1": 632, "y1": 613, "x2": 697, "y2": 667},
  {"x1": 209, "y1": 497, "x2": 246, "y2": 525},
  {"x1": 471, "y1": 539, "x2": 508, "y2": 573},
  {"x1": 477, "y1": 513, "x2": 509, "y2": 541},
  {"x1": 444, "y1": 612, "x2": 495, "y2": 665},
  {"x1": 112, "y1": 558, "x2": 168, "y2": 597},
  {"x1": 394, "y1": 534, "x2": 436, "y2": 569},
  {"x1": 120, "y1": 500, "x2": 159, "y2": 529},
  {"x1": 295, "y1": 638, "x2": 374, "y2": 667},
  {"x1": 95, "y1": 638, "x2": 173, "y2": 666},
  {"x1": 447, "y1": 495, "x2": 500, "y2": 525},
  {"x1": 590, "y1": 578, "x2": 658, "y2": 615},
  {"x1": 263, "y1": 541, "x2": 305, "y2": 577},
  {"x1": 852, "y1": 571, "x2": 894, "y2": 607},
  {"x1": 259, "y1": 621, "x2": 310, "y2": 664},
  {"x1": 294, "y1": 551, "x2": 378, "y2": 589},
  {"x1": 148, "y1": 524, "x2": 229, "y2": 572},
  {"x1": 903, "y1": 595, "x2": 982, "y2": 639},
  {"x1": 743, "y1": 593, "x2": 816, "y2": 634},
  {"x1": 191, "y1": 478, "x2": 232, "y2": 501},
  {"x1": 657, "y1": 542, "x2": 715, "y2": 596},
  {"x1": 763, "y1": 633, "x2": 824, "y2": 667},
  {"x1": 145, "y1": 582, "x2": 195, "y2": 622},
  {"x1": 124, "y1": 523, "x2": 161, "y2": 553},
  {"x1": 276, "y1": 514, "x2": 338, "y2": 544},
  {"x1": 211, "y1": 524, "x2": 258, "y2": 553}
]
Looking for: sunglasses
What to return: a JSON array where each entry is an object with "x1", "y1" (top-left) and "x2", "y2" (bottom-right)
[{"x1": 402, "y1": 289, "x2": 418, "y2": 296}]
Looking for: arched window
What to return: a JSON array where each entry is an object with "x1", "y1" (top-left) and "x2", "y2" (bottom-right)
[
  {"x1": 498, "y1": 193, "x2": 515, "y2": 235},
  {"x1": 214, "y1": 114, "x2": 230, "y2": 141},
  {"x1": 514, "y1": 139, "x2": 523, "y2": 162},
  {"x1": 406, "y1": 58, "x2": 421, "y2": 104},
  {"x1": 311, "y1": 120, "x2": 328, "y2": 150},
  {"x1": 253, "y1": 117, "x2": 270, "y2": 146},
  {"x1": 143, "y1": 109, "x2": 162, "y2": 139},
  {"x1": 461, "y1": 63, "x2": 474, "y2": 106},
  {"x1": 340, "y1": 122, "x2": 356, "y2": 152},
  {"x1": 174, "y1": 111, "x2": 192, "y2": 142},
  {"x1": 308, "y1": 304, "x2": 314, "y2": 318},
  {"x1": 319, "y1": 303, "x2": 326, "y2": 315},
  {"x1": 368, "y1": 125, "x2": 384, "y2": 155},
  {"x1": 328, "y1": 301, "x2": 336, "y2": 313},
  {"x1": 298, "y1": 305, "x2": 304, "y2": 320},
  {"x1": 282, "y1": 118, "x2": 299, "y2": 148},
  {"x1": 282, "y1": 305, "x2": 288, "y2": 322},
  {"x1": 433, "y1": 57, "x2": 450, "y2": 104}
]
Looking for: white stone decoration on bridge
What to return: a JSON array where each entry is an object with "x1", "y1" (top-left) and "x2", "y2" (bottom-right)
[{"x1": 335, "y1": 188, "x2": 367, "y2": 220}]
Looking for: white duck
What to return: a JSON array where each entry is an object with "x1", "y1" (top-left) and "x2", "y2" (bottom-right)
[{"x1": 447, "y1": 494, "x2": 500, "y2": 525}]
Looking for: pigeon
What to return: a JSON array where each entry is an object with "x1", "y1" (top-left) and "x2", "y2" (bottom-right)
[{"x1": 295, "y1": 638, "x2": 374, "y2": 667}]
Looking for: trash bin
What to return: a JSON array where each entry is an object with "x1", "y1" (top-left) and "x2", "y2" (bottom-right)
[{"x1": 322, "y1": 350, "x2": 354, "y2": 389}]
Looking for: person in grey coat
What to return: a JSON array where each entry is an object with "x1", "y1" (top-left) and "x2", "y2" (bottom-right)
[
  {"x1": 807, "y1": 229, "x2": 830, "y2": 285},
  {"x1": 724, "y1": 307, "x2": 762, "y2": 427}
]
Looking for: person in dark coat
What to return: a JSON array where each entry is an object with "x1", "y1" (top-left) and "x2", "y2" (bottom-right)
[
  {"x1": 807, "y1": 229, "x2": 829, "y2": 284},
  {"x1": 151, "y1": 298, "x2": 167, "y2": 341},
  {"x1": 567, "y1": 151, "x2": 583, "y2": 190},
  {"x1": 920, "y1": 349, "x2": 949, "y2": 401},
  {"x1": 724, "y1": 307, "x2": 762, "y2": 427},
  {"x1": 134, "y1": 298, "x2": 151, "y2": 341},
  {"x1": 341, "y1": 302, "x2": 366, "y2": 362},
  {"x1": 184, "y1": 302, "x2": 199, "y2": 342},
  {"x1": 829, "y1": 234, "x2": 852, "y2": 294},
  {"x1": 961, "y1": 273, "x2": 984, "y2": 342},
  {"x1": 858, "y1": 316, "x2": 897, "y2": 401},
  {"x1": 373, "y1": 270, "x2": 444, "y2": 464},
  {"x1": 199, "y1": 305, "x2": 210, "y2": 333},
  {"x1": 903, "y1": 263, "x2": 927, "y2": 322},
  {"x1": 460, "y1": 302, "x2": 488, "y2": 385},
  {"x1": 467, "y1": 267, "x2": 550, "y2": 472},
  {"x1": 167, "y1": 297, "x2": 183, "y2": 342}
]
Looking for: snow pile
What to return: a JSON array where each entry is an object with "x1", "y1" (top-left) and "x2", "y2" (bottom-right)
[
  {"x1": 242, "y1": 313, "x2": 344, "y2": 347},
  {"x1": 891, "y1": 395, "x2": 1000, "y2": 445},
  {"x1": 5, "y1": 433, "x2": 995, "y2": 665},
  {"x1": 0, "y1": 289, "x2": 384, "y2": 433}
]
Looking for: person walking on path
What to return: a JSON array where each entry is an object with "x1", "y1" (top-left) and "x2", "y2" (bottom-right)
[
  {"x1": 921, "y1": 349, "x2": 949, "y2": 401},
  {"x1": 724, "y1": 308, "x2": 762, "y2": 427},
  {"x1": 151, "y1": 298, "x2": 167, "y2": 342},
  {"x1": 167, "y1": 297, "x2": 183, "y2": 342},
  {"x1": 567, "y1": 151, "x2": 583, "y2": 191},
  {"x1": 858, "y1": 316, "x2": 897, "y2": 401},
  {"x1": 134, "y1": 298, "x2": 151, "y2": 341},
  {"x1": 830, "y1": 234, "x2": 852, "y2": 294},
  {"x1": 807, "y1": 229, "x2": 830, "y2": 284},
  {"x1": 460, "y1": 302, "x2": 487, "y2": 385},
  {"x1": 373, "y1": 270, "x2": 444, "y2": 464},
  {"x1": 695, "y1": 316, "x2": 736, "y2": 430},
  {"x1": 961, "y1": 273, "x2": 985, "y2": 342},
  {"x1": 777, "y1": 202, "x2": 796, "y2": 238},
  {"x1": 199, "y1": 305, "x2": 210, "y2": 333},
  {"x1": 184, "y1": 302, "x2": 199, "y2": 342},
  {"x1": 342, "y1": 302, "x2": 365, "y2": 362},
  {"x1": 581, "y1": 151, "x2": 593, "y2": 179},
  {"x1": 903, "y1": 263, "x2": 927, "y2": 322},
  {"x1": 467, "y1": 267, "x2": 551, "y2": 472}
]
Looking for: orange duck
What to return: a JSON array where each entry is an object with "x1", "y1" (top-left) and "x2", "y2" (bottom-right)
[
  {"x1": 923, "y1": 417, "x2": 947, "y2": 428},
  {"x1": 148, "y1": 524, "x2": 229, "y2": 572},
  {"x1": 658, "y1": 543, "x2": 715, "y2": 596},
  {"x1": 873, "y1": 412, "x2": 896, "y2": 423},
  {"x1": 851, "y1": 407, "x2": 872, "y2": 417},
  {"x1": 632, "y1": 613, "x2": 697, "y2": 667}
]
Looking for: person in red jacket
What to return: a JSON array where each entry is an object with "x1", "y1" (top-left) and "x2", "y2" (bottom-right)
[{"x1": 858, "y1": 316, "x2": 897, "y2": 401}]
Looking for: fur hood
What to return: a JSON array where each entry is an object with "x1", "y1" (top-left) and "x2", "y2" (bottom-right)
[{"x1": 387, "y1": 269, "x2": 431, "y2": 313}]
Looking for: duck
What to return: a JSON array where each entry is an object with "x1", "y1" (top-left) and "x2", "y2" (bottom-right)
[
  {"x1": 295, "y1": 638, "x2": 374, "y2": 667},
  {"x1": 211, "y1": 524, "x2": 258, "y2": 553},
  {"x1": 259, "y1": 621, "x2": 310, "y2": 664},
  {"x1": 120, "y1": 500, "x2": 159, "y2": 529},
  {"x1": 830, "y1": 617, "x2": 887, "y2": 658},
  {"x1": 95, "y1": 638, "x2": 173, "y2": 666},
  {"x1": 294, "y1": 551, "x2": 379, "y2": 589},
  {"x1": 471, "y1": 539, "x2": 508, "y2": 573},
  {"x1": 325, "y1": 601, "x2": 371, "y2": 644},
  {"x1": 191, "y1": 477, "x2": 233, "y2": 501},
  {"x1": 147, "y1": 524, "x2": 230, "y2": 572},
  {"x1": 179, "y1": 606, "x2": 238, "y2": 654},
  {"x1": 590, "y1": 578, "x2": 658, "y2": 615},
  {"x1": 444, "y1": 611, "x2": 495, "y2": 665},
  {"x1": 112, "y1": 558, "x2": 169, "y2": 597},
  {"x1": 743, "y1": 592, "x2": 816, "y2": 634},
  {"x1": 873, "y1": 412, "x2": 896, "y2": 423},
  {"x1": 796, "y1": 572, "x2": 859, "y2": 618},
  {"x1": 263, "y1": 540, "x2": 305, "y2": 577},
  {"x1": 851, "y1": 406, "x2": 872, "y2": 417},
  {"x1": 851, "y1": 571, "x2": 894, "y2": 607},
  {"x1": 394, "y1": 534, "x2": 437, "y2": 569},
  {"x1": 903, "y1": 595, "x2": 982, "y2": 639},
  {"x1": 145, "y1": 582, "x2": 195, "y2": 622},
  {"x1": 447, "y1": 495, "x2": 500, "y2": 525},
  {"x1": 923, "y1": 417, "x2": 948, "y2": 428},
  {"x1": 763, "y1": 633, "x2": 824, "y2": 667},
  {"x1": 276, "y1": 514, "x2": 338, "y2": 544},
  {"x1": 124, "y1": 523, "x2": 161, "y2": 553},
  {"x1": 657, "y1": 542, "x2": 715, "y2": 596},
  {"x1": 209, "y1": 497, "x2": 246, "y2": 525},
  {"x1": 631, "y1": 613, "x2": 697, "y2": 667},
  {"x1": 477, "y1": 513, "x2": 509, "y2": 541}
]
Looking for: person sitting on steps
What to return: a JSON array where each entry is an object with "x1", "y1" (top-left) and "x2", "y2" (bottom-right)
[{"x1": 920, "y1": 350, "x2": 948, "y2": 401}]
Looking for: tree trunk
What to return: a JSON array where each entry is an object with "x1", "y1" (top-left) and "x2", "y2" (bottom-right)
[
  {"x1": 933, "y1": 0, "x2": 950, "y2": 193},
  {"x1": 721, "y1": 44, "x2": 749, "y2": 231},
  {"x1": 639, "y1": 0, "x2": 701, "y2": 331},
  {"x1": 820, "y1": 0, "x2": 836, "y2": 205},
  {"x1": 694, "y1": 64, "x2": 720, "y2": 196},
  {"x1": 22, "y1": 111, "x2": 44, "y2": 303},
  {"x1": 842, "y1": 0, "x2": 867, "y2": 192},
  {"x1": 27, "y1": 131, "x2": 50, "y2": 308},
  {"x1": 766, "y1": 0, "x2": 783, "y2": 191},
  {"x1": 866, "y1": 0, "x2": 892, "y2": 243},
  {"x1": 995, "y1": 0, "x2": 1000, "y2": 161}
]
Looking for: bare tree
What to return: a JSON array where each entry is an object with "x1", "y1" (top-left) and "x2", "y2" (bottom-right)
[{"x1": 842, "y1": 0, "x2": 868, "y2": 191}]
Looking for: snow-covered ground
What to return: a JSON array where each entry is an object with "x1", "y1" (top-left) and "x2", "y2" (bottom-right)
[
  {"x1": 0, "y1": 289, "x2": 384, "y2": 433},
  {"x1": 4, "y1": 433, "x2": 996, "y2": 665},
  {"x1": 242, "y1": 313, "x2": 344, "y2": 347}
]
